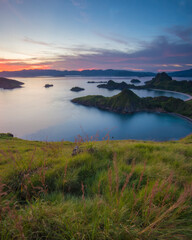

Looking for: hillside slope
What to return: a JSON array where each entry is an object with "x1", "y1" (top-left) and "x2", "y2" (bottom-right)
[
  {"x1": 0, "y1": 134, "x2": 192, "y2": 239},
  {"x1": 72, "y1": 89, "x2": 192, "y2": 119},
  {"x1": 72, "y1": 89, "x2": 145, "y2": 113},
  {"x1": 97, "y1": 72, "x2": 192, "y2": 95}
]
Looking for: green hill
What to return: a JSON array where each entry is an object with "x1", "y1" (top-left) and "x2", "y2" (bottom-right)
[
  {"x1": 72, "y1": 89, "x2": 145, "y2": 113},
  {"x1": 72, "y1": 89, "x2": 192, "y2": 119},
  {"x1": 0, "y1": 134, "x2": 192, "y2": 239},
  {"x1": 97, "y1": 72, "x2": 192, "y2": 95},
  {"x1": 144, "y1": 72, "x2": 192, "y2": 95}
]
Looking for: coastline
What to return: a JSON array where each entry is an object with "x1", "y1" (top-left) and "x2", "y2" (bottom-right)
[
  {"x1": 148, "y1": 88, "x2": 192, "y2": 101},
  {"x1": 72, "y1": 100, "x2": 192, "y2": 123},
  {"x1": 168, "y1": 112, "x2": 192, "y2": 123}
]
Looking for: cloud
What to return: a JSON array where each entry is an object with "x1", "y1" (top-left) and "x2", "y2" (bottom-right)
[
  {"x1": 167, "y1": 26, "x2": 192, "y2": 43},
  {"x1": 23, "y1": 37, "x2": 55, "y2": 47},
  {"x1": 2, "y1": 34, "x2": 192, "y2": 72},
  {"x1": 48, "y1": 35, "x2": 192, "y2": 71},
  {"x1": 96, "y1": 32, "x2": 129, "y2": 45}
]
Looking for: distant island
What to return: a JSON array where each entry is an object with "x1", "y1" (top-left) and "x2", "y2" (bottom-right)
[
  {"x1": 44, "y1": 84, "x2": 53, "y2": 88},
  {"x1": 72, "y1": 89, "x2": 192, "y2": 120},
  {"x1": 1, "y1": 68, "x2": 192, "y2": 78},
  {"x1": 130, "y1": 79, "x2": 141, "y2": 84},
  {"x1": 0, "y1": 77, "x2": 24, "y2": 89},
  {"x1": 87, "y1": 81, "x2": 108, "y2": 83},
  {"x1": 97, "y1": 72, "x2": 192, "y2": 95},
  {"x1": 70, "y1": 86, "x2": 85, "y2": 92}
]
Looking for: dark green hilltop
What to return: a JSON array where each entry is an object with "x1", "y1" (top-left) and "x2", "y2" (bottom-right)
[
  {"x1": 72, "y1": 88, "x2": 192, "y2": 119},
  {"x1": 97, "y1": 72, "x2": 192, "y2": 95}
]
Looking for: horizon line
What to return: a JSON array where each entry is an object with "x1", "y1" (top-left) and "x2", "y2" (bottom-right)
[{"x1": 0, "y1": 68, "x2": 191, "y2": 73}]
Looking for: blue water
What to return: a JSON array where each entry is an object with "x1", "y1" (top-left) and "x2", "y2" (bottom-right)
[{"x1": 0, "y1": 76, "x2": 192, "y2": 141}]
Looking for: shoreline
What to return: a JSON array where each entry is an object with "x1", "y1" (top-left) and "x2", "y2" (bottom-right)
[
  {"x1": 72, "y1": 100, "x2": 192, "y2": 123},
  {"x1": 168, "y1": 112, "x2": 192, "y2": 123},
  {"x1": 147, "y1": 88, "x2": 192, "y2": 101}
]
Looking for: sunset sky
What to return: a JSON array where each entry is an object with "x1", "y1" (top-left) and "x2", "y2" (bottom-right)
[{"x1": 0, "y1": 0, "x2": 192, "y2": 72}]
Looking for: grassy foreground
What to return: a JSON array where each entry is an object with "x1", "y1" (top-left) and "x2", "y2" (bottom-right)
[{"x1": 0, "y1": 134, "x2": 192, "y2": 240}]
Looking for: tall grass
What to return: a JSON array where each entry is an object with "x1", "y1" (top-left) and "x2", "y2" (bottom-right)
[{"x1": 0, "y1": 134, "x2": 192, "y2": 239}]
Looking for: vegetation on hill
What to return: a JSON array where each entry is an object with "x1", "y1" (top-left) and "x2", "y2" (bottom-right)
[
  {"x1": 144, "y1": 72, "x2": 192, "y2": 95},
  {"x1": 0, "y1": 134, "x2": 192, "y2": 239},
  {"x1": 0, "y1": 77, "x2": 24, "y2": 89},
  {"x1": 145, "y1": 96, "x2": 192, "y2": 119},
  {"x1": 72, "y1": 89, "x2": 146, "y2": 113},
  {"x1": 0, "y1": 133, "x2": 14, "y2": 139},
  {"x1": 97, "y1": 72, "x2": 192, "y2": 95},
  {"x1": 97, "y1": 79, "x2": 132, "y2": 90},
  {"x1": 72, "y1": 89, "x2": 192, "y2": 119}
]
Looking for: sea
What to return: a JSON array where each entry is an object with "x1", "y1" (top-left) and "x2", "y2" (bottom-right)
[{"x1": 0, "y1": 76, "x2": 192, "y2": 141}]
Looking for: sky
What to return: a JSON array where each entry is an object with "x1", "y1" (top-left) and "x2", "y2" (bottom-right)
[{"x1": 0, "y1": 0, "x2": 192, "y2": 72}]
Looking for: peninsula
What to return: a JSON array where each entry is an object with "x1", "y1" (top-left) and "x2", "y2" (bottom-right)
[
  {"x1": 97, "y1": 72, "x2": 192, "y2": 95},
  {"x1": 0, "y1": 77, "x2": 24, "y2": 89},
  {"x1": 72, "y1": 89, "x2": 192, "y2": 119}
]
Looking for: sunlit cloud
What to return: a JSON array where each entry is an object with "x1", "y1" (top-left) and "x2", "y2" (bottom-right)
[{"x1": 1, "y1": 33, "x2": 192, "y2": 72}]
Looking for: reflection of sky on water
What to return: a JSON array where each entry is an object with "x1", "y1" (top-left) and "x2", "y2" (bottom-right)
[{"x1": 0, "y1": 76, "x2": 192, "y2": 141}]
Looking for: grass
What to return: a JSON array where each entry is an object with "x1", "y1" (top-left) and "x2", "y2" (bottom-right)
[{"x1": 0, "y1": 134, "x2": 192, "y2": 239}]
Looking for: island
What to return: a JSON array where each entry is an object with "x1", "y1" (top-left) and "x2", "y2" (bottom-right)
[
  {"x1": 72, "y1": 89, "x2": 192, "y2": 120},
  {"x1": 87, "y1": 81, "x2": 108, "y2": 83},
  {"x1": 70, "y1": 86, "x2": 85, "y2": 92},
  {"x1": 0, "y1": 77, "x2": 24, "y2": 89},
  {"x1": 97, "y1": 79, "x2": 130, "y2": 90},
  {"x1": 97, "y1": 72, "x2": 192, "y2": 95},
  {"x1": 44, "y1": 84, "x2": 54, "y2": 88},
  {"x1": 130, "y1": 79, "x2": 141, "y2": 84}
]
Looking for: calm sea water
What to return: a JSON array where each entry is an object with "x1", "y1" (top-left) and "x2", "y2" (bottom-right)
[{"x1": 0, "y1": 76, "x2": 192, "y2": 141}]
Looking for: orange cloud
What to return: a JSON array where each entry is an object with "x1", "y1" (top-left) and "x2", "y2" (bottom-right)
[{"x1": 0, "y1": 63, "x2": 50, "y2": 72}]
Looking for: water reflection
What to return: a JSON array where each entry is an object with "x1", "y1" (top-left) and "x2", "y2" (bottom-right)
[{"x1": 0, "y1": 76, "x2": 191, "y2": 141}]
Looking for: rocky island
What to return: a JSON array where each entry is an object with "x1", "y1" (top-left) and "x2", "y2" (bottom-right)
[
  {"x1": 87, "y1": 81, "x2": 107, "y2": 83},
  {"x1": 44, "y1": 84, "x2": 53, "y2": 88},
  {"x1": 72, "y1": 89, "x2": 192, "y2": 119},
  {"x1": 0, "y1": 77, "x2": 24, "y2": 89},
  {"x1": 130, "y1": 79, "x2": 141, "y2": 84},
  {"x1": 70, "y1": 86, "x2": 85, "y2": 92},
  {"x1": 97, "y1": 79, "x2": 131, "y2": 90},
  {"x1": 97, "y1": 72, "x2": 192, "y2": 95}
]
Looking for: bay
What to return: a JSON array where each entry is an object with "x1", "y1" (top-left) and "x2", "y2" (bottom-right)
[{"x1": 0, "y1": 76, "x2": 192, "y2": 141}]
